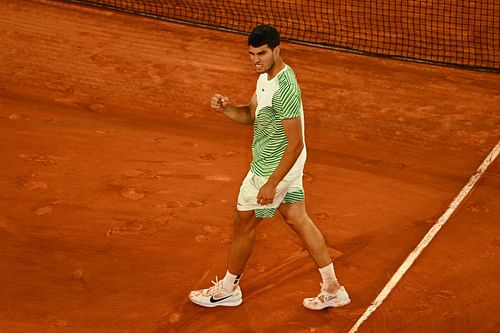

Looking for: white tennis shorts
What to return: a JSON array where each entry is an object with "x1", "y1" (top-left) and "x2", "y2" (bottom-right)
[{"x1": 237, "y1": 170, "x2": 305, "y2": 218}]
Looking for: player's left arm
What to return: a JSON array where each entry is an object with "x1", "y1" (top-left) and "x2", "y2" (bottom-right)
[{"x1": 256, "y1": 117, "x2": 303, "y2": 205}]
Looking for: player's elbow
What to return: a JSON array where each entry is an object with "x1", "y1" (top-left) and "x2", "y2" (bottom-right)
[
  {"x1": 296, "y1": 140, "x2": 304, "y2": 152},
  {"x1": 287, "y1": 140, "x2": 304, "y2": 155}
]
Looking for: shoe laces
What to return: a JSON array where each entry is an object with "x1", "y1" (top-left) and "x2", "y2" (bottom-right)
[{"x1": 204, "y1": 276, "x2": 226, "y2": 296}]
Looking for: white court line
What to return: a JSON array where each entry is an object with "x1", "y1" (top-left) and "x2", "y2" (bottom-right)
[{"x1": 348, "y1": 140, "x2": 500, "y2": 333}]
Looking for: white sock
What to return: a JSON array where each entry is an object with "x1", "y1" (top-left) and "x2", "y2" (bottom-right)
[
  {"x1": 222, "y1": 271, "x2": 241, "y2": 291},
  {"x1": 319, "y1": 263, "x2": 339, "y2": 289}
]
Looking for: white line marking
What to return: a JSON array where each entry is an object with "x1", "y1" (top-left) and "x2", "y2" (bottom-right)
[{"x1": 348, "y1": 140, "x2": 500, "y2": 333}]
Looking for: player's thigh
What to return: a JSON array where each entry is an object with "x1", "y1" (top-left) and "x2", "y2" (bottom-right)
[
  {"x1": 278, "y1": 200, "x2": 308, "y2": 225},
  {"x1": 233, "y1": 209, "x2": 262, "y2": 233}
]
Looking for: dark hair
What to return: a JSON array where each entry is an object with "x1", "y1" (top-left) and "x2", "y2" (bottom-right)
[{"x1": 248, "y1": 24, "x2": 280, "y2": 49}]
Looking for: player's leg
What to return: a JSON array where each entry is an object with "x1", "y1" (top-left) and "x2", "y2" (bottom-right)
[
  {"x1": 189, "y1": 210, "x2": 261, "y2": 307},
  {"x1": 278, "y1": 201, "x2": 332, "y2": 268},
  {"x1": 227, "y1": 210, "x2": 263, "y2": 276},
  {"x1": 278, "y1": 200, "x2": 350, "y2": 310}
]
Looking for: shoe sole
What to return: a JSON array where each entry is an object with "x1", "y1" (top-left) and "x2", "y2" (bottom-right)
[
  {"x1": 303, "y1": 298, "x2": 351, "y2": 310},
  {"x1": 190, "y1": 296, "x2": 243, "y2": 308}
]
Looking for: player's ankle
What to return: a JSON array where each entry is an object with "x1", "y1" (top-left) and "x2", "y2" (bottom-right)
[
  {"x1": 222, "y1": 270, "x2": 241, "y2": 291},
  {"x1": 323, "y1": 282, "x2": 342, "y2": 293}
]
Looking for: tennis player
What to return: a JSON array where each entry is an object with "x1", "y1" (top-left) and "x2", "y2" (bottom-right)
[{"x1": 189, "y1": 24, "x2": 350, "y2": 310}]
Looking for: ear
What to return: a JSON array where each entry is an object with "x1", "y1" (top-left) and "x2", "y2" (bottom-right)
[{"x1": 274, "y1": 45, "x2": 281, "y2": 56}]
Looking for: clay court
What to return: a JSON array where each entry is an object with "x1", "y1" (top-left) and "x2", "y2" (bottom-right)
[{"x1": 0, "y1": 0, "x2": 499, "y2": 332}]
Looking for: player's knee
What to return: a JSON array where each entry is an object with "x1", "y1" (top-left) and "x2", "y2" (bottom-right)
[
  {"x1": 283, "y1": 214, "x2": 310, "y2": 230},
  {"x1": 233, "y1": 211, "x2": 259, "y2": 235}
]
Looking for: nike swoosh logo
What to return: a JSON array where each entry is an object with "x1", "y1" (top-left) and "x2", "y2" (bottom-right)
[{"x1": 210, "y1": 295, "x2": 233, "y2": 303}]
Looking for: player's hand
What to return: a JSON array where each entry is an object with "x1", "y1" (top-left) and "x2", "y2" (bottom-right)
[
  {"x1": 211, "y1": 94, "x2": 229, "y2": 111},
  {"x1": 257, "y1": 182, "x2": 276, "y2": 206}
]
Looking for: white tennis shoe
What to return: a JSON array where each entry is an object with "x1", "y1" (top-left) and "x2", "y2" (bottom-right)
[
  {"x1": 303, "y1": 284, "x2": 351, "y2": 310},
  {"x1": 189, "y1": 277, "x2": 243, "y2": 308}
]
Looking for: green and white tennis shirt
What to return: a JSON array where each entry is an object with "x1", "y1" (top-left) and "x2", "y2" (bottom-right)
[{"x1": 251, "y1": 65, "x2": 307, "y2": 181}]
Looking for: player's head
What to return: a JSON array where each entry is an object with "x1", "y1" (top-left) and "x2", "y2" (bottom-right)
[
  {"x1": 248, "y1": 24, "x2": 280, "y2": 50},
  {"x1": 248, "y1": 25, "x2": 282, "y2": 75}
]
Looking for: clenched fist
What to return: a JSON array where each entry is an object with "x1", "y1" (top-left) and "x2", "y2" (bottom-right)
[{"x1": 211, "y1": 94, "x2": 229, "y2": 111}]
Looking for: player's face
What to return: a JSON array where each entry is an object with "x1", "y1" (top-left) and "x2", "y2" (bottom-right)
[{"x1": 248, "y1": 44, "x2": 279, "y2": 74}]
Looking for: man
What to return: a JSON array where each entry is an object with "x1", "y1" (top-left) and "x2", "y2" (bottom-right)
[{"x1": 189, "y1": 24, "x2": 350, "y2": 310}]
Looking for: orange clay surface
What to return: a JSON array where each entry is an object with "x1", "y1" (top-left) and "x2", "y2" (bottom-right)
[{"x1": 0, "y1": 1, "x2": 499, "y2": 332}]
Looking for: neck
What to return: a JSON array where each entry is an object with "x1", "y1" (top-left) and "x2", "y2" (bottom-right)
[{"x1": 267, "y1": 57, "x2": 285, "y2": 80}]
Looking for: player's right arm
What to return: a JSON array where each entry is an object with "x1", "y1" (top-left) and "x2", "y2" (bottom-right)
[{"x1": 211, "y1": 93, "x2": 256, "y2": 125}]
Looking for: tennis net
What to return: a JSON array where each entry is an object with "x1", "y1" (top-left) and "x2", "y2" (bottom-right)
[{"x1": 60, "y1": 0, "x2": 499, "y2": 71}]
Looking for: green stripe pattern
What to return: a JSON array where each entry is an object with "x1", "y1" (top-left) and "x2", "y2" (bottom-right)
[
  {"x1": 283, "y1": 189, "x2": 305, "y2": 203},
  {"x1": 251, "y1": 67, "x2": 302, "y2": 177},
  {"x1": 255, "y1": 208, "x2": 277, "y2": 218}
]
